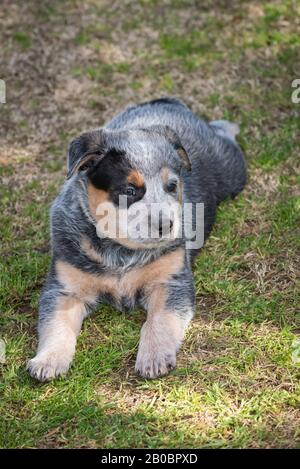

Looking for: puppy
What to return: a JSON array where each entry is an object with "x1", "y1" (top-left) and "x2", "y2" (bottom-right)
[{"x1": 27, "y1": 97, "x2": 246, "y2": 381}]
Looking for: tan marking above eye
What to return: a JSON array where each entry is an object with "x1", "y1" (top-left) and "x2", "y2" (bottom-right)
[
  {"x1": 127, "y1": 169, "x2": 145, "y2": 188},
  {"x1": 160, "y1": 167, "x2": 170, "y2": 185}
]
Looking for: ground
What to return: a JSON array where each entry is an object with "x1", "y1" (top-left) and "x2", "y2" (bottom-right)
[{"x1": 0, "y1": 0, "x2": 299, "y2": 449}]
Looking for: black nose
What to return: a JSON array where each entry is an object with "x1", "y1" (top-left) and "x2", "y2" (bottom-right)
[{"x1": 158, "y1": 218, "x2": 173, "y2": 237}]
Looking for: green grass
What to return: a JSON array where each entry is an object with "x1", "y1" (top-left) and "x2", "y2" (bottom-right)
[
  {"x1": 0, "y1": 0, "x2": 299, "y2": 449},
  {"x1": 12, "y1": 32, "x2": 32, "y2": 49}
]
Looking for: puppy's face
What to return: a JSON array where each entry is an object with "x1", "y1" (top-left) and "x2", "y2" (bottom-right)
[{"x1": 68, "y1": 126, "x2": 190, "y2": 249}]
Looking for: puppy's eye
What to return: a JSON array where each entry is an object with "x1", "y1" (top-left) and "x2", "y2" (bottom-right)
[
  {"x1": 126, "y1": 186, "x2": 136, "y2": 197},
  {"x1": 166, "y1": 181, "x2": 178, "y2": 193}
]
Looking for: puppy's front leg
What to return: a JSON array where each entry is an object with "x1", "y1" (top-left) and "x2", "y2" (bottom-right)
[
  {"x1": 27, "y1": 289, "x2": 88, "y2": 382},
  {"x1": 135, "y1": 278, "x2": 195, "y2": 379},
  {"x1": 28, "y1": 295, "x2": 86, "y2": 383}
]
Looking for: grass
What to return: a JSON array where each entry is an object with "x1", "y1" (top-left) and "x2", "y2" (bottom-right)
[
  {"x1": 0, "y1": 0, "x2": 299, "y2": 449},
  {"x1": 12, "y1": 32, "x2": 32, "y2": 49}
]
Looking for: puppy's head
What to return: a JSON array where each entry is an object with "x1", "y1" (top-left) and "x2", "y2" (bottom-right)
[{"x1": 67, "y1": 126, "x2": 191, "y2": 249}]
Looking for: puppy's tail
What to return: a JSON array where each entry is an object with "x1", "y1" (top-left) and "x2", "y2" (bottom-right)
[{"x1": 210, "y1": 120, "x2": 240, "y2": 143}]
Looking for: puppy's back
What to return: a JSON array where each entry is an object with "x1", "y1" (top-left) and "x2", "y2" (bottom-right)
[{"x1": 107, "y1": 97, "x2": 246, "y2": 204}]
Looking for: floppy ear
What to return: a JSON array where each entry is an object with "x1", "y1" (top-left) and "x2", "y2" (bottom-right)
[
  {"x1": 67, "y1": 129, "x2": 106, "y2": 179},
  {"x1": 163, "y1": 126, "x2": 191, "y2": 171},
  {"x1": 145, "y1": 125, "x2": 191, "y2": 171}
]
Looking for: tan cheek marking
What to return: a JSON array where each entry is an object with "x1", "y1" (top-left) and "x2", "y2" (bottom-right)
[
  {"x1": 127, "y1": 169, "x2": 144, "y2": 188},
  {"x1": 87, "y1": 182, "x2": 109, "y2": 220},
  {"x1": 81, "y1": 236, "x2": 103, "y2": 263}
]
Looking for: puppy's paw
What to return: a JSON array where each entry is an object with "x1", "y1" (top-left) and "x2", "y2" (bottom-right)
[
  {"x1": 135, "y1": 345, "x2": 176, "y2": 379},
  {"x1": 27, "y1": 352, "x2": 72, "y2": 382}
]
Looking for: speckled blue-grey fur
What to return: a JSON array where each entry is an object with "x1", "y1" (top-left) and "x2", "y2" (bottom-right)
[{"x1": 27, "y1": 97, "x2": 246, "y2": 381}]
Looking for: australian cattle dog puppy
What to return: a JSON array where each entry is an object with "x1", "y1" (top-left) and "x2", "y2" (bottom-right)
[{"x1": 27, "y1": 97, "x2": 246, "y2": 381}]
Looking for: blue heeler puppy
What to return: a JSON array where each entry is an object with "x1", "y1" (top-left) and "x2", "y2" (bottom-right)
[{"x1": 27, "y1": 97, "x2": 246, "y2": 381}]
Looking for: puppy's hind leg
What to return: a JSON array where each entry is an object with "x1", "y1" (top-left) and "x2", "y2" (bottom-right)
[{"x1": 27, "y1": 283, "x2": 89, "y2": 382}]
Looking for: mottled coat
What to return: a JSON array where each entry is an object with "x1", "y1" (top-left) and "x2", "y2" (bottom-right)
[{"x1": 28, "y1": 97, "x2": 246, "y2": 381}]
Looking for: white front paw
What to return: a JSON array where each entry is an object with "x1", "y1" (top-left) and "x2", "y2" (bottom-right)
[
  {"x1": 135, "y1": 346, "x2": 176, "y2": 379},
  {"x1": 27, "y1": 352, "x2": 72, "y2": 382}
]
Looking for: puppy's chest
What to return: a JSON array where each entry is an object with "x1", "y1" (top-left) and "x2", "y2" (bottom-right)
[
  {"x1": 101, "y1": 278, "x2": 144, "y2": 312},
  {"x1": 97, "y1": 248, "x2": 185, "y2": 311},
  {"x1": 57, "y1": 247, "x2": 185, "y2": 311},
  {"x1": 94, "y1": 261, "x2": 167, "y2": 311}
]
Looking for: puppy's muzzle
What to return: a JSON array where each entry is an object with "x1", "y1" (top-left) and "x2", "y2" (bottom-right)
[{"x1": 150, "y1": 211, "x2": 174, "y2": 239}]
